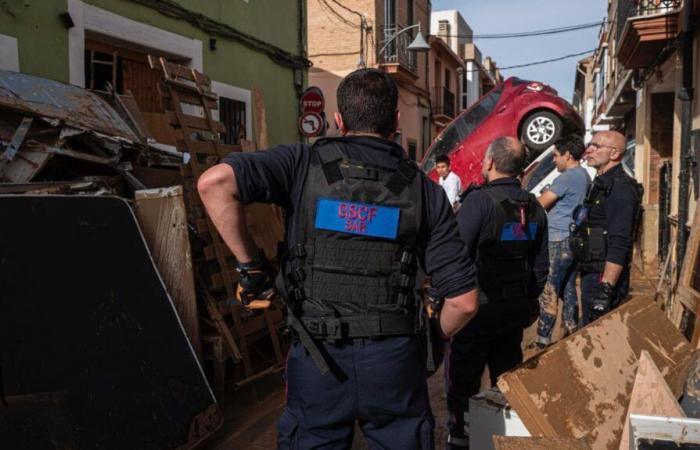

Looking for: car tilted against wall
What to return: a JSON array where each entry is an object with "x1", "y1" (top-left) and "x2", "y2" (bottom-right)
[{"x1": 422, "y1": 77, "x2": 584, "y2": 188}]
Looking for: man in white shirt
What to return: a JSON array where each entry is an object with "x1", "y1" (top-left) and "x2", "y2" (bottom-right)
[{"x1": 437, "y1": 155, "x2": 461, "y2": 210}]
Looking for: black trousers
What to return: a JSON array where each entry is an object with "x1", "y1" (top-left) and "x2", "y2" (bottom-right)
[{"x1": 444, "y1": 327, "x2": 524, "y2": 442}]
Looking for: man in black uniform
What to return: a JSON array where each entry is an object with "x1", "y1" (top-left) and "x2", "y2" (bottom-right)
[
  {"x1": 198, "y1": 68, "x2": 479, "y2": 449},
  {"x1": 446, "y1": 137, "x2": 549, "y2": 449},
  {"x1": 571, "y1": 130, "x2": 641, "y2": 325}
]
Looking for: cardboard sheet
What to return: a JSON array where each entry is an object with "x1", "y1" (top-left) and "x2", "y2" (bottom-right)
[
  {"x1": 493, "y1": 436, "x2": 591, "y2": 450},
  {"x1": 497, "y1": 297, "x2": 693, "y2": 450}
]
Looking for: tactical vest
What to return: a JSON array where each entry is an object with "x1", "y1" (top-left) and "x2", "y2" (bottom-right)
[
  {"x1": 281, "y1": 140, "x2": 423, "y2": 341},
  {"x1": 570, "y1": 169, "x2": 643, "y2": 273},
  {"x1": 474, "y1": 186, "x2": 545, "y2": 303}
]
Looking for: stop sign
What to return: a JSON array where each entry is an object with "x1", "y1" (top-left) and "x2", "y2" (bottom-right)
[{"x1": 300, "y1": 87, "x2": 325, "y2": 114}]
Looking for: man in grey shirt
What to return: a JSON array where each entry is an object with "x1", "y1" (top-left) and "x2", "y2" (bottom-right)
[{"x1": 534, "y1": 135, "x2": 591, "y2": 347}]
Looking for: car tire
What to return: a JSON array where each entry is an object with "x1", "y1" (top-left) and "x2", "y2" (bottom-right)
[{"x1": 521, "y1": 111, "x2": 562, "y2": 151}]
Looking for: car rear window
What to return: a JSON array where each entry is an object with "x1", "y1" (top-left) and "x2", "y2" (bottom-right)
[{"x1": 422, "y1": 84, "x2": 504, "y2": 173}]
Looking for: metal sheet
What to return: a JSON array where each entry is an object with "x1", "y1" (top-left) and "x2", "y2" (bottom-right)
[
  {"x1": 0, "y1": 70, "x2": 136, "y2": 141},
  {"x1": 0, "y1": 195, "x2": 221, "y2": 449}
]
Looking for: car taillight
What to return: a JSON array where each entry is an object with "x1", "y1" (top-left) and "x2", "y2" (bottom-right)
[{"x1": 526, "y1": 82, "x2": 543, "y2": 92}]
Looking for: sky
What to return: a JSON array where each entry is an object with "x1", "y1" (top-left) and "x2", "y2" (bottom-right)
[{"x1": 432, "y1": 0, "x2": 608, "y2": 101}]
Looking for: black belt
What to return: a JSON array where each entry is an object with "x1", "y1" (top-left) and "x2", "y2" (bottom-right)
[{"x1": 302, "y1": 314, "x2": 416, "y2": 339}]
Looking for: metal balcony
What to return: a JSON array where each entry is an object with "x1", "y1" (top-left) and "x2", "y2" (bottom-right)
[
  {"x1": 433, "y1": 87, "x2": 456, "y2": 120},
  {"x1": 616, "y1": 0, "x2": 682, "y2": 68},
  {"x1": 378, "y1": 25, "x2": 418, "y2": 85}
]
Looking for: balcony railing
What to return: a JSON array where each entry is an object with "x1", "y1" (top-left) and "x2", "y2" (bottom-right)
[
  {"x1": 433, "y1": 87, "x2": 456, "y2": 118},
  {"x1": 379, "y1": 25, "x2": 418, "y2": 75},
  {"x1": 617, "y1": 0, "x2": 682, "y2": 46}
]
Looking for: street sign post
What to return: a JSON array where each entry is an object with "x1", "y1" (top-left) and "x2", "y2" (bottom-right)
[
  {"x1": 300, "y1": 87, "x2": 325, "y2": 137},
  {"x1": 299, "y1": 112, "x2": 323, "y2": 137}
]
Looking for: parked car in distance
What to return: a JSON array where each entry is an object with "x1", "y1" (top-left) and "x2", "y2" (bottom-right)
[{"x1": 422, "y1": 77, "x2": 584, "y2": 188}]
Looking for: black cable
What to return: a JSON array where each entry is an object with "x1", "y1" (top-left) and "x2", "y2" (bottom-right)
[
  {"x1": 465, "y1": 49, "x2": 595, "y2": 73},
  {"x1": 126, "y1": 0, "x2": 310, "y2": 70},
  {"x1": 450, "y1": 21, "x2": 603, "y2": 39}
]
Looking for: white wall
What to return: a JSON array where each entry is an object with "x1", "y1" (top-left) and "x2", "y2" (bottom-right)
[
  {"x1": 0, "y1": 34, "x2": 19, "y2": 72},
  {"x1": 430, "y1": 9, "x2": 472, "y2": 55}
]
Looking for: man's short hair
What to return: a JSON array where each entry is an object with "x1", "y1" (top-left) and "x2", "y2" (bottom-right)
[
  {"x1": 436, "y1": 155, "x2": 450, "y2": 165},
  {"x1": 554, "y1": 134, "x2": 586, "y2": 160},
  {"x1": 337, "y1": 68, "x2": 398, "y2": 138},
  {"x1": 487, "y1": 137, "x2": 526, "y2": 177}
]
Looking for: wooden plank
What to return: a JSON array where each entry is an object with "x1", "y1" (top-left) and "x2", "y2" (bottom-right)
[
  {"x1": 497, "y1": 297, "x2": 694, "y2": 450},
  {"x1": 203, "y1": 297, "x2": 242, "y2": 362},
  {"x1": 160, "y1": 80, "x2": 218, "y2": 106},
  {"x1": 618, "y1": 350, "x2": 685, "y2": 450},
  {"x1": 134, "y1": 186, "x2": 202, "y2": 359},
  {"x1": 676, "y1": 194, "x2": 700, "y2": 347},
  {"x1": 211, "y1": 270, "x2": 239, "y2": 290},
  {"x1": 493, "y1": 436, "x2": 591, "y2": 450},
  {"x1": 166, "y1": 110, "x2": 225, "y2": 133},
  {"x1": 252, "y1": 86, "x2": 269, "y2": 150},
  {"x1": 1, "y1": 148, "x2": 52, "y2": 183},
  {"x1": 0, "y1": 117, "x2": 33, "y2": 177},
  {"x1": 230, "y1": 304, "x2": 254, "y2": 378}
]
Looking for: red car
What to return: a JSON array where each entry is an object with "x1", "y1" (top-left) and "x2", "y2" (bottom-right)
[{"x1": 422, "y1": 77, "x2": 583, "y2": 188}]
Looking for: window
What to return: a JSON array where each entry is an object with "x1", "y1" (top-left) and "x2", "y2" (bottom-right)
[
  {"x1": 461, "y1": 73, "x2": 468, "y2": 110},
  {"x1": 385, "y1": 0, "x2": 396, "y2": 29},
  {"x1": 219, "y1": 97, "x2": 247, "y2": 145},
  {"x1": 422, "y1": 84, "x2": 504, "y2": 173},
  {"x1": 596, "y1": 48, "x2": 607, "y2": 104}
]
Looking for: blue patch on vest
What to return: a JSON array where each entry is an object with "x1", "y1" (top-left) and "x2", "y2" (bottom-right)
[
  {"x1": 500, "y1": 222, "x2": 538, "y2": 241},
  {"x1": 314, "y1": 198, "x2": 400, "y2": 240}
]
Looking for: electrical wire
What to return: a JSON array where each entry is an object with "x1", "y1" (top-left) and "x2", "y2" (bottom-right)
[
  {"x1": 446, "y1": 21, "x2": 604, "y2": 39},
  {"x1": 465, "y1": 49, "x2": 595, "y2": 73}
]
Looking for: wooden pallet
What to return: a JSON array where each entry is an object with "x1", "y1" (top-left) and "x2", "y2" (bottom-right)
[{"x1": 148, "y1": 56, "x2": 284, "y2": 386}]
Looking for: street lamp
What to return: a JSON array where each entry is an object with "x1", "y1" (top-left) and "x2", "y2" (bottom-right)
[{"x1": 378, "y1": 23, "x2": 430, "y2": 58}]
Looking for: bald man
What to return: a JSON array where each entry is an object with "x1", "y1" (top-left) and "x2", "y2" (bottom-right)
[
  {"x1": 571, "y1": 131, "x2": 641, "y2": 325},
  {"x1": 445, "y1": 136, "x2": 549, "y2": 449}
]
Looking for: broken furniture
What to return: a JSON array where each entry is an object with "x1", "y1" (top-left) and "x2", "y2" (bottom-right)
[
  {"x1": 148, "y1": 56, "x2": 285, "y2": 391},
  {"x1": 0, "y1": 195, "x2": 221, "y2": 449},
  {"x1": 497, "y1": 297, "x2": 694, "y2": 450}
]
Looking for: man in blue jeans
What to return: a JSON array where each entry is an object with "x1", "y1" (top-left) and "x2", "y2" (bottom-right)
[{"x1": 534, "y1": 135, "x2": 590, "y2": 347}]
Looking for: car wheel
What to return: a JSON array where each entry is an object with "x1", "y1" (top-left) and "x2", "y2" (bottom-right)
[{"x1": 521, "y1": 111, "x2": 562, "y2": 151}]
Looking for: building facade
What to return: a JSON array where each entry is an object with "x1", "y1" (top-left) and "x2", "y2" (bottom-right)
[
  {"x1": 308, "y1": 0, "x2": 431, "y2": 161},
  {"x1": 430, "y1": 9, "x2": 501, "y2": 112},
  {"x1": 587, "y1": 0, "x2": 700, "y2": 334},
  {"x1": 0, "y1": 0, "x2": 308, "y2": 146},
  {"x1": 428, "y1": 35, "x2": 461, "y2": 138}
]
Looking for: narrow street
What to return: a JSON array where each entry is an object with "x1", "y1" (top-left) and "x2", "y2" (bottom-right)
[
  {"x1": 3, "y1": 0, "x2": 700, "y2": 449},
  {"x1": 206, "y1": 266, "x2": 659, "y2": 449}
]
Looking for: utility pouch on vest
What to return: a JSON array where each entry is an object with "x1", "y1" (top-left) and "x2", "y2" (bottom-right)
[{"x1": 570, "y1": 227, "x2": 607, "y2": 272}]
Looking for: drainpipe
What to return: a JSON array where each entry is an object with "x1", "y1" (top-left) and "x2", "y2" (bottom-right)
[{"x1": 676, "y1": 0, "x2": 694, "y2": 278}]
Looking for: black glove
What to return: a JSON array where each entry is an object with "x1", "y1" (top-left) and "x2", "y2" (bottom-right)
[
  {"x1": 589, "y1": 281, "x2": 614, "y2": 322},
  {"x1": 235, "y1": 250, "x2": 276, "y2": 306}
]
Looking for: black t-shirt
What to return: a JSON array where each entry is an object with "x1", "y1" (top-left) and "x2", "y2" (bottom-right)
[
  {"x1": 222, "y1": 135, "x2": 476, "y2": 299},
  {"x1": 586, "y1": 164, "x2": 638, "y2": 266}
]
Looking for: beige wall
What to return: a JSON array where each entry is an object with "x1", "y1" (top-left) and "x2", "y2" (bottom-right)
[{"x1": 308, "y1": 0, "x2": 432, "y2": 158}]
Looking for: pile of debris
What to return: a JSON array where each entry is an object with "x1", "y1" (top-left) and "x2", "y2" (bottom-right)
[
  {"x1": 469, "y1": 296, "x2": 700, "y2": 450},
  {"x1": 0, "y1": 61, "x2": 286, "y2": 402}
]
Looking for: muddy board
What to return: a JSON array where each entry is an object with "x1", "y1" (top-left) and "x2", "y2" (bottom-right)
[
  {"x1": 498, "y1": 297, "x2": 694, "y2": 450},
  {"x1": 0, "y1": 195, "x2": 221, "y2": 449}
]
